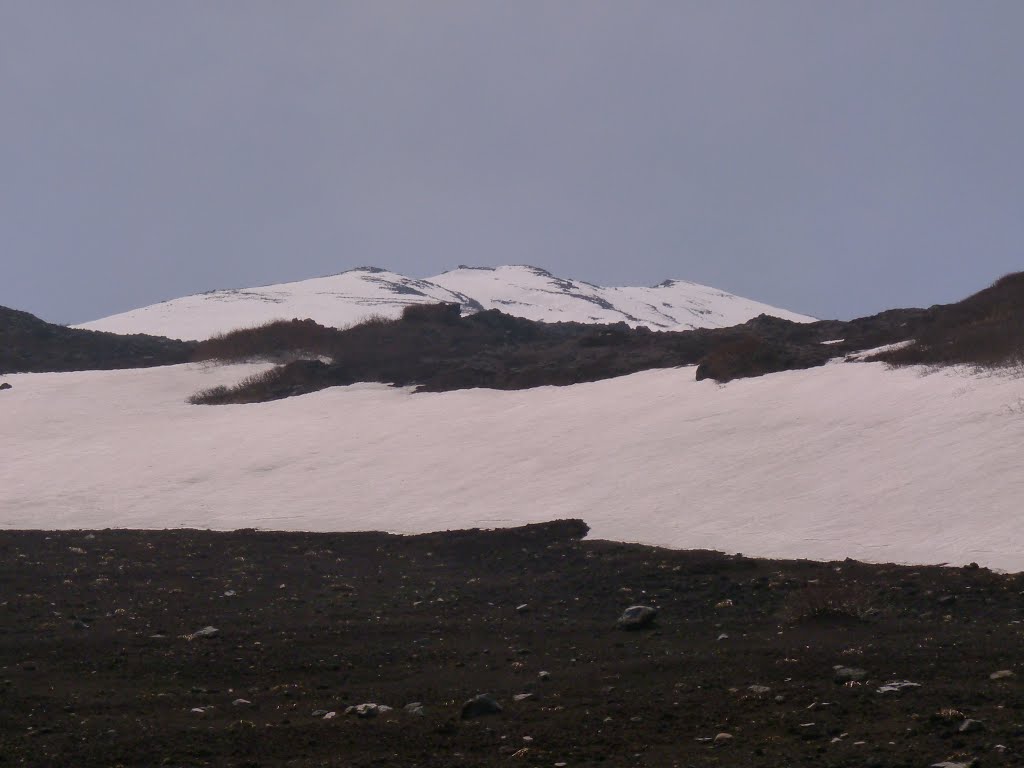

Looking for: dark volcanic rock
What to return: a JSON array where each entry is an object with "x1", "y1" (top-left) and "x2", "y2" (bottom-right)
[
  {"x1": 183, "y1": 286, "x2": 963, "y2": 403},
  {"x1": 616, "y1": 605, "x2": 658, "y2": 630},
  {"x1": 460, "y1": 693, "x2": 503, "y2": 719},
  {"x1": 0, "y1": 304, "x2": 197, "y2": 374}
]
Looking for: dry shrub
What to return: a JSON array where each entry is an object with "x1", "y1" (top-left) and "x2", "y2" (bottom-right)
[
  {"x1": 187, "y1": 360, "x2": 333, "y2": 405},
  {"x1": 352, "y1": 313, "x2": 395, "y2": 329},
  {"x1": 870, "y1": 271, "x2": 1024, "y2": 371},
  {"x1": 401, "y1": 302, "x2": 461, "y2": 324},
  {"x1": 695, "y1": 334, "x2": 826, "y2": 383},
  {"x1": 193, "y1": 319, "x2": 338, "y2": 363},
  {"x1": 780, "y1": 582, "x2": 880, "y2": 623}
]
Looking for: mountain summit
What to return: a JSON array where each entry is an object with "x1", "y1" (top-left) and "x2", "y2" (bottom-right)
[{"x1": 77, "y1": 265, "x2": 814, "y2": 341}]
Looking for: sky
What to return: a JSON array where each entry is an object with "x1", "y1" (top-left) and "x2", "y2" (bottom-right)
[{"x1": 2, "y1": 2, "x2": 1022, "y2": 325}]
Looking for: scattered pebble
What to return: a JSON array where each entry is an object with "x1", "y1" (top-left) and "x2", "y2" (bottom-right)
[
  {"x1": 989, "y1": 669, "x2": 1014, "y2": 680},
  {"x1": 876, "y1": 680, "x2": 921, "y2": 694}
]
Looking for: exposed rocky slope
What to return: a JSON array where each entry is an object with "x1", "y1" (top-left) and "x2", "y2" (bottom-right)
[
  {"x1": 186, "y1": 302, "x2": 918, "y2": 403},
  {"x1": 187, "y1": 271, "x2": 1024, "y2": 403},
  {"x1": 0, "y1": 304, "x2": 196, "y2": 374},
  {"x1": 869, "y1": 271, "x2": 1024, "y2": 368}
]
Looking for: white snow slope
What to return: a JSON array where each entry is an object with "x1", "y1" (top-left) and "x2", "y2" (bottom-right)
[
  {"x1": 76, "y1": 265, "x2": 815, "y2": 340},
  {"x1": 3, "y1": 360, "x2": 1023, "y2": 571}
]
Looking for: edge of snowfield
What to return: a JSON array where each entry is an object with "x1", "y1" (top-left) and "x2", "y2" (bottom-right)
[{"x1": 3, "y1": 360, "x2": 1023, "y2": 571}]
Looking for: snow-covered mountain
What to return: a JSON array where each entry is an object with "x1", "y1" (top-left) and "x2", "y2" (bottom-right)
[{"x1": 76, "y1": 265, "x2": 815, "y2": 340}]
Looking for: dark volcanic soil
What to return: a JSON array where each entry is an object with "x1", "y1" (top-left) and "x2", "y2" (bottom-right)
[{"x1": 1, "y1": 521, "x2": 1021, "y2": 767}]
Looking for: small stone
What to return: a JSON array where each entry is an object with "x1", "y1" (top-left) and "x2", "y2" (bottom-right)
[
  {"x1": 232, "y1": 699, "x2": 251, "y2": 706},
  {"x1": 223, "y1": 590, "x2": 236, "y2": 597},
  {"x1": 538, "y1": 671, "x2": 551, "y2": 681},
  {"x1": 989, "y1": 669, "x2": 1014, "y2": 680},
  {"x1": 322, "y1": 711, "x2": 336, "y2": 720},
  {"x1": 774, "y1": 695, "x2": 786, "y2": 703},
  {"x1": 617, "y1": 605, "x2": 657, "y2": 630},
  {"x1": 0, "y1": 383, "x2": 11, "y2": 391},
  {"x1": 717, "y1": 633, "x2": 729, "y2": 641},
  {"x1": 189, "y1": 626, "x2": 219, "y2": 640},
  {"x1": 833, "y1": 666, "x2": 867, "y2": 683},
  {"x1": 713, "y1": 732, "x2": 733, "y2": 745},
  {"x1": 312, "y1": 709, "x2": 329, "y2": 717},
  {"x1": 958, "y1": 718, "x2": 984, "y2": 733},
  {"x1": 513, "y1": 693, "x2": 536, "y2": 702},
  {"x1": 876, "y1": 680, "x2": 920, "y2": 694},
  {"x1": 404, "y1": 702, "x2": 426, "y2": 716},
  {"x1": 931, "y1": 762, "x2": 976, "y2": 768},
  {"x1": 748, "y1": 685, "x2": 771, "y2": 695},
  {"x1": 516, "y1": 604, "x2": 530, "y2": 613},
  {"x1": 460, "y1": 694, "x2": 503, "y2": 719},
  {"x1": 190, "y1": 707, "x2": 206, "y2": 714},
  {"x1": 714, "y1": 599, "x2": 733, "y2": 609}
]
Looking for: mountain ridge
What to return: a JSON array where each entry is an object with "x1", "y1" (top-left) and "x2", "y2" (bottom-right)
[{"x1": 76, "y1": 264, "x2": 814, "y2": 341}]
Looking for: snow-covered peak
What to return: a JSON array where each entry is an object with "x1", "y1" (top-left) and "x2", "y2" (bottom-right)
[
  {"x1": 77, "y1": 268, "x2": 477, "y2": 341},
  {"x1": 77, "y1": 265, "x2": 814, "y2": 341}
]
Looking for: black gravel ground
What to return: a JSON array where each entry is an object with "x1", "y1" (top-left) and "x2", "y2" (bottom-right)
[{"x1": 1, "y1": 521, "x2": 1021, "y2": 767}]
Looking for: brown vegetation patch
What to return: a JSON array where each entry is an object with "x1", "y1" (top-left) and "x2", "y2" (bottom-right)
[{"x1": 869, "y1": 272, "x2": 1024, "y2": 369}]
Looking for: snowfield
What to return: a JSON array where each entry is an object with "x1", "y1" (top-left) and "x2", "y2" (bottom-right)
[
  {"x1": 75, "y1": 265, "x2": 815, "y2": 340},
  {"x1": 3, "y1": 360, "x2": 1023, "y2": 571}
]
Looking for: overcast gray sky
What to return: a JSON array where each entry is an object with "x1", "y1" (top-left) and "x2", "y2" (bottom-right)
[{"x1": 2, "y1": 2, "x2": 1022, "y2": 324}]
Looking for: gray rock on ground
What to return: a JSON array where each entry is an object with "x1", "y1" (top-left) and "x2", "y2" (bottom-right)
[
  {"x1": 345, "y1": 703, "x2": 390, "y2": 718},
  {"x1": 617, "y1": 605, "x2": 657, "y2": 630}
]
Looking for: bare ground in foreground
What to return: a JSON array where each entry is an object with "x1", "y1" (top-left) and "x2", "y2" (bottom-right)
[{"x1": 0, "y1": 521, "x2": 1021, "y2": 767}]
